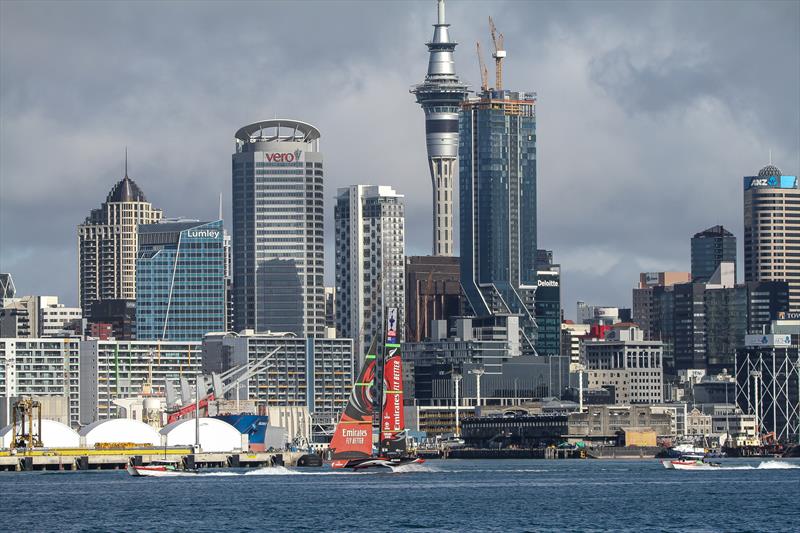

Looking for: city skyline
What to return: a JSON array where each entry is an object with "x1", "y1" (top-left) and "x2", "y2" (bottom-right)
[{"x1": 1, "y1": 0, "x2": 799, "y2": 319}]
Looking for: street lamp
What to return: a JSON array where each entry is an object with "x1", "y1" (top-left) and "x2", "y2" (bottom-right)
[
  {"x1": 452, "y1": 372, "x2": 463, "y2": 437},
  {"x1": 469, "y1": 367, "x2": 485, "y2": 410},
  {"x1": 750, "y1": 370, "x2": 762, "y2": 435},
  {"x1": 575, "y1": 363, "x2": 586, "y2": 413}
]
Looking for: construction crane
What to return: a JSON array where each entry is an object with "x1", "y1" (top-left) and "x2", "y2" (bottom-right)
[
  {"x1": 167, "y1": 346, "x2": 282, "y2": 423},
  {"x1": 488, "y1": 16, "x2": 506, "y2": 90},
  {"x1": 476, "y1": 41, "x2": 489, "y2": 92}
]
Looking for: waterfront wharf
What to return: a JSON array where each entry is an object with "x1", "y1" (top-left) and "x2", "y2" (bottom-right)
[{"x1": 0, "y1": 448, "x2": 304, "y2": 472}]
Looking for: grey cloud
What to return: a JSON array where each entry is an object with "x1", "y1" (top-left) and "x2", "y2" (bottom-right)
[{"x1": 1, "y1": 0, "x2": 798, "y2": 320}]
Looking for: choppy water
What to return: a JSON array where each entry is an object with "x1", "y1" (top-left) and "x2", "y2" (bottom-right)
[{"x1": 2, "y1": 458, "x2": 798, "y2": 532}]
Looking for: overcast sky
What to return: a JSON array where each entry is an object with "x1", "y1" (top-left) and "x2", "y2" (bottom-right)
[{"x1": 1, "y1": 0, "x2": 798, "y2": 319}]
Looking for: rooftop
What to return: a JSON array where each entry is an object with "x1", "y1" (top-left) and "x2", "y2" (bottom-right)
[{"x1": 106, "y1": 175, "x2": 147, "y2": 203}]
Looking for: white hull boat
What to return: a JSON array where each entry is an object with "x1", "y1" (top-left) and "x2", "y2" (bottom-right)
[
  {"x1": 126, "y1": 464, "x2": 197, "y2": 477},
  {"x1": 662, "y1": 459, "x2": 721, "y2": 470}
]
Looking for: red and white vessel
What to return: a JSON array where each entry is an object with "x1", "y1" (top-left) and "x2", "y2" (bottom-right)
[
  {"x1": 662, "y1": 459, "x2": 721, "y2": 470},
  {"x1": 329, "y1": 308, "x2": 424, "y2": 471},
  {"x1": 127, "y1": 461, "x2": 198, "y2": 477}
]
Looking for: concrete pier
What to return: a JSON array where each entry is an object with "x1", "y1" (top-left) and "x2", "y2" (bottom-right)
[{"x1": 0, "y1": 448, "x2": 312, "y2": 472}]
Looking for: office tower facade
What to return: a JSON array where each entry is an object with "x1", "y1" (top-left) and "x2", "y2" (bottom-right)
[
  {"x1": 1, "y1": 296, "x2": 81, "y2": 338},
  {"x1": 576, "y1": 302, "x2": 621, "y2": 326},
  {"x1": 324, "y1": 287, "x2": 336, "y2": 336},
  {"x1": 334, "y1": 185, "x2": 405, "y2": 363},
  {"x1": 1, "y1": 338, "x2": 81, "y2": 427},
  {"x1": 39, "y1": 303, "x2": 82, "y2": 337},
  {"x1": 560, "y1": 322, "x2": 589, "y2": 366},
  {"x1": 649, "y1": 276, "x2": 788, "y2": 374},
  {"x1": 744, "y1": 164, "x2": 800, "y2": 310},
  {"x1": 411, "y1": 0, "x2": 469, "y2": 257},
  {"x1": 405, "y1": 256, "x2": 461, "y2": 342},
  {"x1": 202, "y1": 332, "x2": 354, "y2": 417},
  {"x1": 223, "y1": 231, "x2": 234, "y2": 332},
  {"x1": 632, "y1": 272, "x2": 691, "y2": 339},
  {"x1": 136, "y1": 220, "x2": 226, "y2": 341},
  {"x1": 0, "y1": 274, "x2": 15, "y2": 299},
  {"x1": 691, "y1": 225, "x2": 736, "y2": 283},
  {"x1": 78, "y1": 169, "x2": 162, "y2": 318},
  {"x1": 232, "y1": 120, "x2": 325, "y2": 337},
  {"x1": 460, "y1": 90, "x2": 538, "y2": 354},
  {"x1": 87, "y1": 299, "x2": 136, "y2": 340},
  {"x1": 534, "y1": 251, "x2": 561, "y2": 357},
  {"x1": 79, "y1": 340, "x2": 202, "y2": 424},
  {"x1": 583, "y1": 326, "x2": 664, "y2": 404}
]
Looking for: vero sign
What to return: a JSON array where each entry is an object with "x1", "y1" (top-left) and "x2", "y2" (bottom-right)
[{"x1": 264, "y1": 149, "x2": 303, "y2": 163}]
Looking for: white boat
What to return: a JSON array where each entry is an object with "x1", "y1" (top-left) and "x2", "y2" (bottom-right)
[
  {"x1": 126, "y1": 463, "x2": 197, "y2": 477},
  {"x1": 663, "y1": 459, "x2": 721, "y2": 470}
]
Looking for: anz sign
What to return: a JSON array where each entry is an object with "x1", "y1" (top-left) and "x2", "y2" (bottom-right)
[{"x1": 744, "y1": 175, "x2": 797, "y2": 190}]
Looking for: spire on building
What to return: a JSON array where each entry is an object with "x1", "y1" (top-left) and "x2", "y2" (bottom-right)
[{"x1": 411, "y1": 0, "x2": 469, "y2": 257}]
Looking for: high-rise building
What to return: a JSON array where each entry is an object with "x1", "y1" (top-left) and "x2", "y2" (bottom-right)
[
  {"x1": 460, "y1": 89, "x2": 538, "y2": 353},
  {"x1": 1, "y1": 338, "x2": 81, "y2": 427},
  {"x1": 405, "y1": 256, "x2": 461, "y2": 342},
  {"x1": 411, "y1": 0, "x2": 469, "y2": 257},
  {"x1": 232, "y1": 120, "x2": 325, "y2": 337},
  {"x1": 334, "y1": 185, "x2": 405, "y2": 363},
  {"x1": 78, "y1": 163, "x2": 162, "y2": 318},
  {"x1": 691, "y1": 225, "x2": 736, "y2": 283},
  {"x1": 79, "y1": 340, "x2": 201, "y2": 424},
  {"x1": 78, "y1": 164, "x2": 162, "y2": 317},
  {"x1": 0, "y1": 274, "x2": 15, "y2": 299},
  {"x1": 1, "y1": 296, "x2": 81, "y2": 338},
  {"x1": 632, "y1": 272, "x2": 691, "y2": 339},
  {"x1": 576, "y1": 302, "x2": 621, "y2": 326},
  {"x1": 223, "y1": 231, "x2": 234, "y2": 332},
  {"x1": 136, "y1": 220, "x2": 226, "y2": 341},
  {"x1": 744, "y1": 163, "x2": 800, "y2": 310},
  {"x1": 324, "y1": 287, "x2": 336, "y2": 337},
  {"x1": 583, "y1": 325, "x2": 664, "y2": 404},
  {"x1": 534, "y1": 251, "x2": 561, "y2": 357},
  {"x1": 648, "y1": 265, "x2": 788, "y2": 374},
  {"x1": 560, "y1": 321, "x2": 589, "y2": 366},
  {"x1": 202, "y1": 332, "x2": 353, "y2": 420},
  {"x1": 87, "y1": 299, "x2": 136, "y2": 340}
]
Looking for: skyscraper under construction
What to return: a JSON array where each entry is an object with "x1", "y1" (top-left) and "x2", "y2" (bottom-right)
[
  {"x1": 411, "y1": 0, "x2": 468, "y2": 257},
  {"x1": 459, "y1": 18, "x2": 539, "y2": 354}
]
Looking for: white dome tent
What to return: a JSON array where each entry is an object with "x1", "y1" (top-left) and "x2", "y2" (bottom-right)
[
  {"x1": 160, "y1": 418, "x2": 243, "y2": 452},
  {"x1": 79, "y1": 419, "x2": 161, "y2": 447},
  {"x1": 0, "y1": 420, "x2": 80, "y2": 448}
]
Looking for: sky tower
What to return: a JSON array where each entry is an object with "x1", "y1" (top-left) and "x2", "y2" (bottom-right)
[{"x1": 411, "y1": 0, "x2": 469, "y2": 257}]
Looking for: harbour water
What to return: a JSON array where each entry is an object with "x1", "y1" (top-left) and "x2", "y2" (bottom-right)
[{"x1": 2, "y1": 458, "x2": 798, "y2": 532}]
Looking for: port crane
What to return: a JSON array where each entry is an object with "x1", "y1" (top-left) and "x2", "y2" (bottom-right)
[{"x1": 166, "y1": 346, "x2": 282, "y2": 423}]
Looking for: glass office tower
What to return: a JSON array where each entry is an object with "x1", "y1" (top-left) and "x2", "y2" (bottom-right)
[
  {"x1": 136, "y1": 220, "x2": 226, "y2": 341},
  {"x1": 691, "y1": 225, "x2": 736, "y2": 283},
  {"x1": 460, "y1": 89, "x2": 538, "y2": 354},
  {"x1": 232, "y1": 120, "x2": 325, "y2": 337}
]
